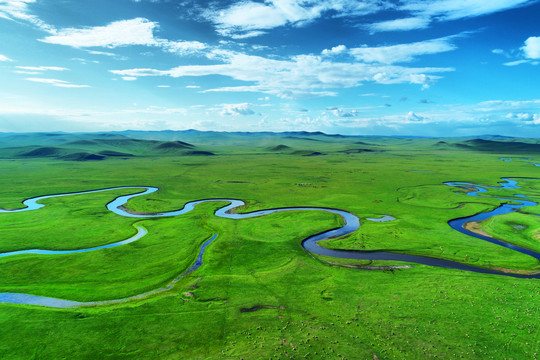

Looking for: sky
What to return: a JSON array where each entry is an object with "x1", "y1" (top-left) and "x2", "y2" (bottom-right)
[{"x1": 0, "y1": 0, "x2": 539, "y2": 136}]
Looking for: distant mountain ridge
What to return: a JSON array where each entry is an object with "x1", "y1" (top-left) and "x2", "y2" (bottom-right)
[
  {"x1": 0, "y1": 130, "x2": 537, "y2": 141},
  {"x1": 0, "y1": 130, "x2": 539, "y2": 160}
]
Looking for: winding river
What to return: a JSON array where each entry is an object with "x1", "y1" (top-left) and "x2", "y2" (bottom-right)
[{"x1": 0, "y1": 177, "x2": 539, "y2": 308}]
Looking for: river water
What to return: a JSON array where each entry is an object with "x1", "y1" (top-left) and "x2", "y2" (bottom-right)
[{"x1": 0, "y1": 177, "x2": 538, "y2": 307}]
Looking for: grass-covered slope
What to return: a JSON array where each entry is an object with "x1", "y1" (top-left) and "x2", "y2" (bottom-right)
[
  {"x1": 456, "y1": 138, "x2": 540, "y2": 153},
  {"x1": 0, "y1": 133, "x2": 204, "y2": 160}
]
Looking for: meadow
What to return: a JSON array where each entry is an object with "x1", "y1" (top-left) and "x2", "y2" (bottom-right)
[{"x1": 0, "y1": 131, "x2": 538, "y2": 359}]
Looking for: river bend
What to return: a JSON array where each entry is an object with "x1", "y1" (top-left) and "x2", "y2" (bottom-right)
[{"x1": 0, "y1": 177, "x2": 539, "y2": 308}]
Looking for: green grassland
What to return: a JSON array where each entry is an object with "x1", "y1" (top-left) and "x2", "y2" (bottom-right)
[{"x1": 0, "y1": 131, "x2": 538, "y2": 359}]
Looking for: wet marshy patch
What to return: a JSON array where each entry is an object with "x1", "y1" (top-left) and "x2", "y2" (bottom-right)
[{"x1": 240, "y1": 305, "x2": 283, "y2": 313}]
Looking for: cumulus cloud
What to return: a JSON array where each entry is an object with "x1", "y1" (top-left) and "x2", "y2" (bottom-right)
[
  {"x1": 111, "y1": 52, "x2": 453, "y2": 98},
  {"x1": 494, "y1": 36, "x2": 540, "y2": 66},
  {"x1": 474, "y1": 99, "x2": 540, "y2": 123},
  {"x1": 521, "y1": 36, "x2": 540, "y2": 59},
  {"x1": 0, "y1": 54, "x2": 13, "y2": 61},
  {"x1": 321, "y1": 45, "x2": 347, "y2": 56},
  {"x1": 506, "y1": 112, "x2": 539, "y2": 124},
  {"x1": 221, "y1": 103, "x2": 256, "y2": 116},
  {"x1": 330, "y1": 107, "x2": 358, "y2": 117},
  {"x1": 25, "y1": 78, "x2": 90, "y2": 88}
]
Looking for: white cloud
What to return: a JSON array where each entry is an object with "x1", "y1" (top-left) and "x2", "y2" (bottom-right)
[
  {"x1": 37, "y1": 17, "x2": 207, "y2": 58},
  {"x1": 321, "y1": 45, "x2": 347, "y2": 56},
  {"x1": 87, "y1": 50, "x2": 118, "y2": 57},
  {"x1": 347, "y1": 36, "x2": 458, "y2": 64},
  {"x1": 13, "y1": 70, "x2": 39, "y2": 74},
  {"x1": 329, "y1": 107, "x2": 358, "y2": 117},
  {"x1": 370, "y1": 0, "x2": 538, "y2": 32},
  {"x1": 185, "y1": 85, "x2": 200, "y2": 88},
  {"x1": 474, "y1": 99, "x2": 540, "y2": 117},
  {"x1": 0, "y1": 0, "x2": 56, "y2": 33},
  {"x1": 503, "y1": 59, "x2": 530, "y2": 66},
  {"x1": 157, "y1": 39, "x2": 206, "y2": 55},
  {"x1": 111, "y1": 52, "x2": 453, "y2": 98},
  {"x1": 401, "y1": 0, "x2": 537, "y2": 20},
  {"x1": 229, "y1": 30, "x2": 268, "y2": 39},
  {"x1": 157, "y1": 85, "x2": 170, "y2": 88},
  {"x1": 221, "y1": 103, "x2": 256, "y2": 116},
  {"x1": 409, "y1": 73, "x2": 435, "y2": 89},
  {"x1": 494, "y1": 36, "x2": 540, "y2": 66},
  {"x1": 85, "y1": 50, "x2": 128, "y2": 61},
  {"x1": 39, "y1": 18, "x2": 157, "y2": 48},
  {"x1": 0, "y1": 54, "x2": 13, "y2": 62},
  {"x1": 209, "y1": 0, "x2": 386, "y2": 38},
  {"x1": 505, "y1": 112, "x2": 539, "y2": 121},
  {"x1": 521, "y1": 36, "x2": 540, "y2": 59},
  {"x1": 16, "y1": 65, "x2": 68, "y2": 71},
  {"x1": 121, "y1": 76, "x2": 137, "y2": 81},
  {"x1": 209, "y1": 3, "x2": 283, "y2": 38},
  {"x1": 25, "y1": 78, "x2": 90, "y2": 88},
  {"x1": 368, "y1": 17, "x2": 430, "y2": 32}
]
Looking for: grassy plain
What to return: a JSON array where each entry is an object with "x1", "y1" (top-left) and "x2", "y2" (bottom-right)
[{"x1": 0, "y1": 132, "x2": 538, "y2": 359}]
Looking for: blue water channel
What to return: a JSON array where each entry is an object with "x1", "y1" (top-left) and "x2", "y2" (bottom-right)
[{"x1": 0, "y1": 177, "x2": 539, "y2": 307}]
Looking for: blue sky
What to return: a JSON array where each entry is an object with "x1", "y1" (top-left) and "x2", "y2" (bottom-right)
[{"x1": 0, "y1": 0, "x2": 539, "y2": 136}]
